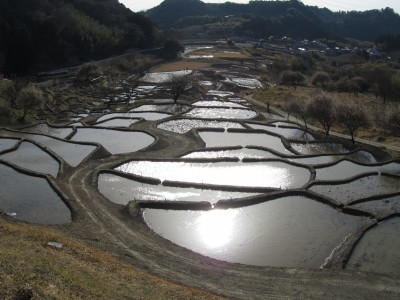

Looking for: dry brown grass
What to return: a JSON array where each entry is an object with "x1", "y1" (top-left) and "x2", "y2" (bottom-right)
[
  {"x1": 253, "y1": 84, "x2": 400, "y2": 153},
  {"x1": 151, "y1": 60, "x2": 211, "y2": 72},
  {"x1": 0, "y1": 217, "x2": 225, "y2": 300}
]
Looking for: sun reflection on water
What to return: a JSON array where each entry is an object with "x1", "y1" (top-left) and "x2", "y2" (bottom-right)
[{"x1": 197, "y1": 209, "x2": 238, "y2": 249}]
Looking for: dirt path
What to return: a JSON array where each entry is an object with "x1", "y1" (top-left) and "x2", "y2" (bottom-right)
[{"x1": 54, "y1": 119, "x2": 400, "y2": 299}]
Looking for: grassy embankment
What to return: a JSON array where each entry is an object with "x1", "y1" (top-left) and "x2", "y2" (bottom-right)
[{"x1": 0, "y1": 217, "x2": 224, "y2": 300}]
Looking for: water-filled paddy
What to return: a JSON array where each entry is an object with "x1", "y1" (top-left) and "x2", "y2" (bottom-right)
[
  {"x1": 157, "y1": 119, "x2": 245, "y2": 134},
  {"x1": 315, "y1": 161, "x2": 400, "y2": 181},
  {"x1": 350, "y1": 195, "x2": 400, "y2": 217},
  {"x1": 0, "y1": 164, "x2": 71, "y2": 224},
  {"x1": 94, "y1": 118, "x2": 141, "y2": 128},
  {"x1": 98, "y1": 173, "x2": 260, "y2": 205},
  {"x1": 248, "y1": 123, "x2": 314, "y2": 141},
  {"x1": 224, "y1": 77, "x2": 263, "y2": 89},
  {"x1": 184, "y1": 107, "x2": 257, "y2": 119},
  {"x1": 70, "y1": 128, "x2": 155, "y2": 155},
  {"x1": 0, "y1": 138, "x2": 19, "y2": 152},
  {"x1": 182, "y1": 148, "x2": 279, "y2": 160},
  {"x1": 116, "y1": 160, "x2": 311, "y2": 189},
  {"x1": 0, "y1": 141, "x2": 59, "y2": 177},
  {"x1": 143, "y1": 196, "x2": 368, "y2": 268},
  {"x1": 0, "y1": 130, "x2": 97, "y2": 167},
  {"x1": 199, "y1": 131, "x2": 291, "y2": 154},
  {"x1": 131, "y1": 104, "x2": 190, "y2": 113},
  {"x1": 346, "y1": 217, "x2": 400, "y2": 276},
  {"x1": 193, "y1": 100, "x2": 247, "y2": 108},
  {"x1": 291, "y1": 142, "x2": 349, "y2": 155},
  {"x1": 96, "y1": 112, "x2": 171, "y2": 123},
  {"x1": 21, "y1": 123, "x2": 73, "y2": 139},
  {"x1": 141, "y1": 70, "x2": 192, "y2": 83},
  {"x1": 309, "y1": 174, "x2": 400, "y2": 204}
]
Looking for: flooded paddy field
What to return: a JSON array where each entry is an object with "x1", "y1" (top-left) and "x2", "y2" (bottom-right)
[{"x1": 2, "y1": 58, "x2": 400, "y2": 294}]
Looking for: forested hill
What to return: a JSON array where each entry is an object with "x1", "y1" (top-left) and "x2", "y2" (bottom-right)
[
  {"x1": 145, "y1": 0, "x2": 400, "y2": 41},
  {"x1": 0, "y1": 0, "x2": 158, "y2": 74}
]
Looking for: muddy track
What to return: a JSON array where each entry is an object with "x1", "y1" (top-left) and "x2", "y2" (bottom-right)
[{"x1": 53, "y1": 121, "x2": 400, "y2": 299}]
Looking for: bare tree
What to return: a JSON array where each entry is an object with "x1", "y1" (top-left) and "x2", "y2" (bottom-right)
[
  {"x1": 122, "y1": 75, "x2": 139, "y2": 104},
  {"x1": 375, "y1": 103, "x2": 400, "y2": 136},
  {"x1": 311, "y1": 71, "x2": 330, "y2": 88},
  {"x1": 336, "y1": 100, "x2": 369, "y2": 143},
  {"x1": 169, "y1": 74, "x2": 191, "y2": 103},
  {"x1": 285, "y1": 97, "x2": 310, "y2": 130},
  {"x1": 16, "y1": 83, "x2": 44, "y2": 122},
  {"x1": 281, "y1": 71, "x2": 306, "y2": 89},
  {"x1": 307, "y1": 90, "x2": 336, "y2": 136},
  {"x1": 101, "y1": 78, "x2": 120, "y2": 108}
]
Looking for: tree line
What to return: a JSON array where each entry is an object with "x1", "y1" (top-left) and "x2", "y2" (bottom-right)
[{"x1": 0, "y1": 0, "x2": 158, "y2": 75}]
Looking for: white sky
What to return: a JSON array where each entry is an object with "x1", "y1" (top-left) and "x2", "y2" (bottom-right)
[{"x1": 120, "y1": 0, "x2": 400, "y2": 14}]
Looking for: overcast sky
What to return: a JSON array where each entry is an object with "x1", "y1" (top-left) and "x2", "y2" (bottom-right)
[{"x1": 120, "y1": 0, "x2": 400, "y2": 14}]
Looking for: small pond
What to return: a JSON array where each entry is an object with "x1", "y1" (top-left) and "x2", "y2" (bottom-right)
[
  {"x1": 157, "y1": 119, "x2": 245, "y2": 134},
  {"x1": 98, "y1": 173, "x2": 260, "y2": 205},
  {"x1": 183, "y1": 107, "x2": 257, "y2": 119},
  {"x1": 143, "y1": 196, "x2": 368, "y2": 268},
  {"x1": 346, "y1": 217, "x2": 400, "y2": 277},
  {"x1": 0, "y1": 164, "x2": 71, "y2": 224},
  {"x1": 70, "y1": 128, "x2": 155, "y2": 155},
  {"x1": 0, "y1": 141, "x2": 59, "y2": 177},
  {"x1": 116, "y1": 160, "x2": 311, "y2": 190}
]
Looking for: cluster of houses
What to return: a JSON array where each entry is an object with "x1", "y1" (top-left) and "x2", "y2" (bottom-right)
[{"x1": 254, "y1": 36, "x2": 388, "y2": 59}]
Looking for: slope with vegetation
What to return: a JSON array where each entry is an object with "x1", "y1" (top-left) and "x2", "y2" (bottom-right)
[
  {"x1": 0, "y1": 0, "x2": 158, "y2": 74},
  {"x1": 145, "y1": 0, "x2": 400, "y2": 42}
]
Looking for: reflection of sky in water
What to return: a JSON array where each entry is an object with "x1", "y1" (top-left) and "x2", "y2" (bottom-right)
[
  {"x1": 143, "y1": 196, "x2": 368, "y2": 268},
  {"x1": 0, "y1": 164, "x2": 71, "y2": 224},
  {"x1": 182, "y1": 148, "x2": 278, "y2": 160},
  {"x1": 347, "y1": 217, "x2": 400, "y2": 277},
  {"x1": 94, "y1": 118, "x2": 141, "y2": 128},
  {"x1": 315, "y1": 161, "x2": 400, "y2": 181},
  {"x1": 309, "y1": 175, "x2": 400, "y2": 204},
  {"x1": 97, "y1": 112, "x2": 170, "y2": 123},
  {"x1": 98, "y1": 173, "x2": 259, "y2": 205},
  {"x1": 157, "y1": 119, "x2": 245, "y2": 134},
  {"x1": 0, "y1": 138, "x2": 19, "y2": 152},
  {"x1": 184, "y1": 107, "x2": 257, "y2": 119},
  {"x1": 193, "y1": 100, "x2": 247, "y2": 108},
  {"x1": 21, "y1": 123, "x2": 73, "y2": 139},
  {"x1": 0, "y1": 141, "x2": 59, "y2": 177},
  {"x1": 199, "y1": 131, "x2": 291, "y2": 155},
  {"x1": 0, "y1": 130, "x2": 96, "y2": 167},
  {"x1": 291, "y1": 143, "x2": 349, "y2": 155},
  {"x1": 248, "y1": 123, "x2": 314, "y2": 141},
  {"x1": 116, "y1": 161, "x2": 310, "y2": 189},
  {"x1": 71, "y1": 128, "x2": 154, "y2": 155}
]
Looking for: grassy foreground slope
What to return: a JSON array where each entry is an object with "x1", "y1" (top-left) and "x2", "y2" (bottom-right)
[{"x1": 0, "y1": 217, "x2": 224, "y2": 300}]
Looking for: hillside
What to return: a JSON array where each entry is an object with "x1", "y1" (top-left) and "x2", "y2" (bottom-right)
[
  {"x1": 145, "y1": 0, "x2": 400, "y2": 41},
  {"x1": 0, "y1": 0, "x2": 158, "y2": 74}
]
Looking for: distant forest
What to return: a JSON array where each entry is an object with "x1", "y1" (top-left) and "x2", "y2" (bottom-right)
[
  {"x1": 0, "y1": 0, "x2": 158, "y2": 74},
  {"x1": 146, "y1": 0, "x2": 400, "y2": 42}
]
